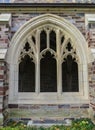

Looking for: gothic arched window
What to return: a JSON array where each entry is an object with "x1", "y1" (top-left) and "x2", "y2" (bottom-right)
[{"x1": 8, "y1": 14, "x2": 89, "y2": 105}]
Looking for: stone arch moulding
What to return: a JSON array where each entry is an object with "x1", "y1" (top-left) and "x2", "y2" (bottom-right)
[{"x1": 7, "y1": 14, "x2": 90, "y2": 104}]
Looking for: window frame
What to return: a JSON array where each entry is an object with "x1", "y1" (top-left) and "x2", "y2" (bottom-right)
[
  {"x1": 8, "y1": 14, "x2": 89, "y2": 104},
  {"x1": 12, "y1": 26, "x2": 87, "y2": 104}
]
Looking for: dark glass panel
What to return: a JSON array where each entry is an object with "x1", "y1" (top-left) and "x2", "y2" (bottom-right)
[
  {"x1": 61, "y1": 36, "x2": 64, "y2": 44},
  {"x1": 62, "y1": 55, "x2": 79, "y2": 92},
  {"x1": 32, "y1": 36, "x2": 36, "y2": 44},
  {"x1": 40, "y1": 51, "x2": 57, "y2": 92},
  {"x1": 40, "y1": 31, "x2": 47, "y2": 51},
  {"x1": 19, "y1": 55, "x2": 35, "y2": 92},
  {"x1": 24, "y1": 42, "x2": 31, "y2": 52},
  {"x1": 66, "y1": 42, "x2": 72, "y2": 51},
  {"x1": 50, "y1": 31, "x2": 56, "y2": 51}
]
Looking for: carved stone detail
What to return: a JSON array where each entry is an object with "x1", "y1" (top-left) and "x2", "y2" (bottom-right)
[
  {"x1": 62, "y1": 42, "x2": 78, "y2": 63},
  {"x1": 19, "y1": 42, "x2": 35, "y2": 63}
]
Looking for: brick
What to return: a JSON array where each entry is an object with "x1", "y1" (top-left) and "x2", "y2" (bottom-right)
[
  {"x1": 0, "y1": 75, "x2": 3, "y2": 79},
  {"x1": 8, "y1": 104, "x2": 18, "y2": 108}
]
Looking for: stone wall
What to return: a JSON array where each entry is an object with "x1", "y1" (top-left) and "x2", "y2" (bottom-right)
[
  {"x1": 8, "y1": 104, "x2": 89, "y2": 123},
  {"x1": 0, "y1": 24, "x2": 10, "y2": 49},
  {"x1": 87, "y1": 29, "x2": 95, "y2": 48},
  {"x1": 0, "y1": 14, "x2": 11, "y2": 125},
  {"x1": 88, "y1": 62, "x2": 95, "y2": 121},
  {"x1": 86, "y1": 23, "x2": 95, "y2": 122},
  {"x1": 11, "y1": 13, "x2": 85, "y2": 37},
  {"x1": 0, "y1": 61, "x2": 8, "y2": 125},
  {"x1": 13, "y1": 0, "x2": 94, "y2": 3}
]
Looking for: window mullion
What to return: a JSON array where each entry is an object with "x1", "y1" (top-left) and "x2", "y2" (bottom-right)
[
  {"x1": 47, "y1": 30, "x2": 50, "y2": 48},
  {"x1": 56, "y1": 30, "x2": 62, "y2": 95},
  {"x1": 35, "y1": 30, "x2": 40, "y2": 94}
]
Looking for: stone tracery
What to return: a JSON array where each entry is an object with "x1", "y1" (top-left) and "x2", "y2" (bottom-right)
[{"x1": 18, "y1": 25, "x2": 79, "y2": 93}]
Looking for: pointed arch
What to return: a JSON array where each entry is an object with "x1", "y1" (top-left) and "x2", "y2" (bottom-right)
[
  {"x1": 7, "y1": 14, "x2": 88, "y2": 64},
  {"x1": 6, "y1": 14, "x2": 90, "y2": 104}
]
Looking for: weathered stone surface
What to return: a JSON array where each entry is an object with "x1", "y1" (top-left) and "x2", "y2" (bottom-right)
[
  {"x1": 8, "y1": 104, "x2": 89, "y2": 120},
  {"x1": 13, "y1": 0, "x2": 95, "y2": 3}
]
